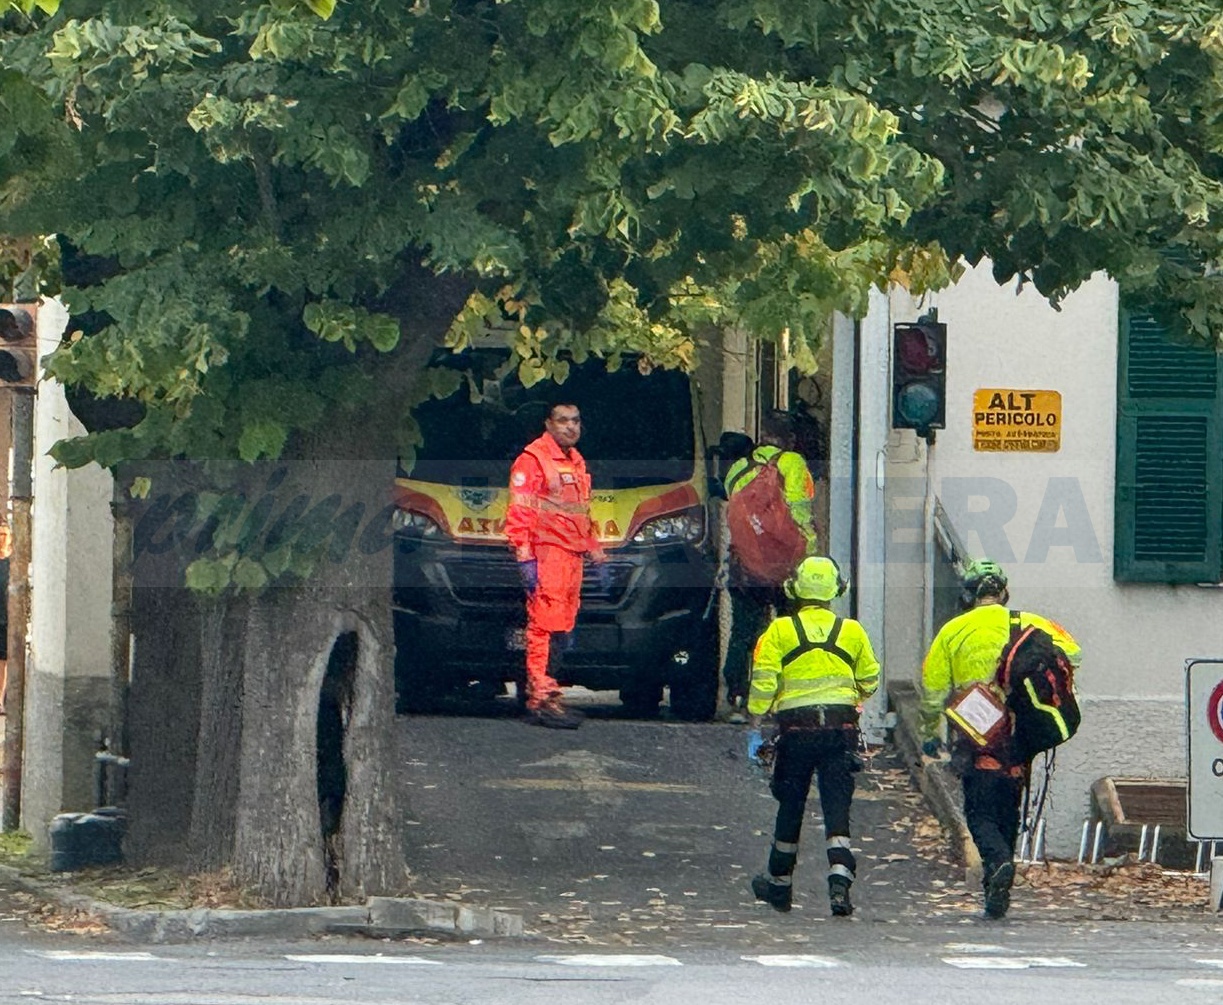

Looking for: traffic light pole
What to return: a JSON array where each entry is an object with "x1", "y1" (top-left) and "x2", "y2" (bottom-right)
[
  {"x1": 921, "y1": 434, "x2": 937, "y2": 652},
  {"x1": 2, "y1": 390, "x2": 32, "y2": 831}
]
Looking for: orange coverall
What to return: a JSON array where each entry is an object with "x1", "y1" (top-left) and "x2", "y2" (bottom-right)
[{"x1": 505, "y1": 432, "x2": 601, "y2": 708}]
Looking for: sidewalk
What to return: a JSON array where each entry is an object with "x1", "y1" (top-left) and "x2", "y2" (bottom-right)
[
  {"x1": 887, "y1": 679, "x2": 983, "y2": 883},
  {"x1": 888, "y1": 678, "x2": 1210, "y2": 922},
  {"x1": 0, "y1": 860, "x2": 524, "y2": 942}
]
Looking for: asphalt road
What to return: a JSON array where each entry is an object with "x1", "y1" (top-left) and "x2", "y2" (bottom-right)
[
  {"x1": 2, "y1": 686, "x2": 1218, "y2": 1005},
  {"x1": 388, "y1": 690, "x2": 1209, "y2": 945},
  {"x1": 5, "y1": 926, "x2": 1223, "y2": 1004},
  {"x1": 392, "y1": 688, "x2": 969, "y2": 947}
]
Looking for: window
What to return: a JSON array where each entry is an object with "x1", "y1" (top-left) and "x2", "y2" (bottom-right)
[
  {"x1": 406, "y1": 350, "x2": 696, "y2": 489},
  {"x1": 1114, "y1": 308, "x2": 1222, "y2": 583}
]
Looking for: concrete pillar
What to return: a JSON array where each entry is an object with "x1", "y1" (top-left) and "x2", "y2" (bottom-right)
[{"x1": 22, "y1": 298, "x2": 115, "y2": 846}]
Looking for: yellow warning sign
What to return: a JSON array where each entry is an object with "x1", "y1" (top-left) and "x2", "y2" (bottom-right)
[{"x1": 972, "y1": 389, "x2": 1061, "y2": 452}]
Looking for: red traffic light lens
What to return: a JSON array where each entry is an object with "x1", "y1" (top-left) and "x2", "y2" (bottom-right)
[{"x1": 895, "y1": 326, "x2": 941, "y2": 374}]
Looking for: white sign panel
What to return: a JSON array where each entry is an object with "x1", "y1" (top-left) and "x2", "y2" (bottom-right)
[{"x1": 1187, "y1": 659, "x2": 1223, "y2": 839}]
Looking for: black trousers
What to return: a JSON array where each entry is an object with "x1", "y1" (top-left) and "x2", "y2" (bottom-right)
[
  {"x1": 962, "y1": 766, "x2": 1024, "y2": 882},
  {"x1": 766, "y1": 725, "x2": 858, "y2": 883},
  {"x1": 723, "y1": 582, "x2": 779, "y2": 702}
]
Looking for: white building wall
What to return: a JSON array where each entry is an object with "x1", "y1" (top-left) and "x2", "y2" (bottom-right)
[
  {"x1": 853, "y1": 291, "x2": 893, "y2": 741},
  {"x1": 884, "y1": 262, "x2": 1221, "y2": 855}
]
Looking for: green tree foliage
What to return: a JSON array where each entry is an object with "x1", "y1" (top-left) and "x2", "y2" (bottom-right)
[{"x1": 2, "y1": 0, "x2": 1223, "y2": 482}]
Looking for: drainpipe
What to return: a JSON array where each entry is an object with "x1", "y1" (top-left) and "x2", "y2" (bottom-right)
[
  {"x1": 849, "y1": 322, "x2": 861, "y2": 622},
  {"x1": 2, "y1": 390, "x2": 33, "y2": 831}
]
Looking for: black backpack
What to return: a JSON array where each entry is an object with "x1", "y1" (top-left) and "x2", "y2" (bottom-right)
[{"x1": 995, "y1": 611, "x2": 1081, "y2": 763}]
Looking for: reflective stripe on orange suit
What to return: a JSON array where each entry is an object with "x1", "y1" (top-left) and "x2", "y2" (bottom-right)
[{"x1": 506, "y1": 433, "x2": 599, "y2": 706}]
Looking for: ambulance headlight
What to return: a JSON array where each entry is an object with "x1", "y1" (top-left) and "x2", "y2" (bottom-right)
[
  {"x1": 631, "y1": 506, "x2": 705, "y2": 545},
  {"x1": 392, "y1": 508, "x2": 442, "y2": 538}
]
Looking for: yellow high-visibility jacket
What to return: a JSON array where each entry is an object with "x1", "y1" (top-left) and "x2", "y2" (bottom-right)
[
  {"x1": 919, "y1": 603, "x2": 1082, "y2": 742},
  {"x1": 748, "y1": 605, "x2": 880, "y2": 717},
  {"x1": 724, "y1": 444, "x2": 818, "y2": 549}
]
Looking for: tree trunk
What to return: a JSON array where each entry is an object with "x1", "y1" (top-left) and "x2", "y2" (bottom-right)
[
  {"x1": 185, "y1": 593, "x2": 246, "y2": 873},
  {"x1": 124, "y1": 458, "x2": 404, "y2": 905},
  {"x1": 231, "y1": 582, "x2": 400, "y2": 904},
  {"x1": 107, "y1": 269, "x2": 469, "y2": 902},
  {"x1": 124, "y1": 584, "x2": 205, "y2": 867}
]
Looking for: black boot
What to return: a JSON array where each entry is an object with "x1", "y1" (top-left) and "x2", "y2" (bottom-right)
[
  {"x1": 526, "y1": 697, "x2": 584, "y2": 730},
  {"x1": 751, "y1": 874, "x2": 792, "y2": 913},
  {"x1": 984, "y1": 861, "x2": 1015, "y2": 919},
  {"x1": 828, "y1": 875, "x2": 853, "y2": 917}
]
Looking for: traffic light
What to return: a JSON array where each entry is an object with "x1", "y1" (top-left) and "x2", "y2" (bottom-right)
[
  {"x1": 0, "y1": 304, "x2": 39, "y2": 387},
  {"x1": 892, "y1": 314, "x2": 946, "y2": 437}
]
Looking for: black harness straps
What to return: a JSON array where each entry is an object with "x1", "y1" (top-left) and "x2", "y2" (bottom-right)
[{"x1": 781, "y1": 614, "x2": 854, "y2": 670}]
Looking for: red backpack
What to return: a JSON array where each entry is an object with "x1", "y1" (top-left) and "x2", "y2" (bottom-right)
[{"x1": 726, "y1": 454, "x2": 807, "y2": 586}]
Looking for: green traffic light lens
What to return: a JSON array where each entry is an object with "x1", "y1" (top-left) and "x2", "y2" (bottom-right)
[{"x1": 897, "y1": 382, "x2": 940, "y2": 425}]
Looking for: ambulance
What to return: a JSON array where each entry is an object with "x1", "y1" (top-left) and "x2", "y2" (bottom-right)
[{"x1": 392, "y1": 349, "x2": 719, "y2": 719}]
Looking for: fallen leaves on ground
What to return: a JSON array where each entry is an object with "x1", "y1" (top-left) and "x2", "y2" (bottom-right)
[
  {"x1": 1019, "y1": 859, "x2": 1207, "y2": 917},
  {"x1": 0, "y1": 888, "x2": 109, "y2": 936},
  {"x1": 68, "y1": 865, "x2": 269, "y2": 911}
]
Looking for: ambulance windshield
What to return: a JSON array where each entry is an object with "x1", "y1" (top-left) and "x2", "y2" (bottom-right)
[{"x1": 405, "y1": 350, "x2": 697, "y2": 489}]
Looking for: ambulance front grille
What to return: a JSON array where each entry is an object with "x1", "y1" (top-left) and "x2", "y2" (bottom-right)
[{"x1": 444, "y1": 559, "x2": 633, "y2": 607}]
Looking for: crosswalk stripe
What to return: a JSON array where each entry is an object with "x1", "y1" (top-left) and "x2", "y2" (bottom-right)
[
  {"x1": 25, "y1": 950, "x2": 160, "y2": 961},
  {"x1": 741, "y1": 955, "x2": 842, "y2": 968},
  {"x1": 16, "y1": 995, "x2": 406, "y2": 1005},
  {"x1": 284, "y1": 954, "x2": 442, "y2": 965},
  {"x1": 942, "y1": 956, "x2": 1085, "y2": 970},
  {"x1": 1178, "y1": 979, "x2": 1223, "y2": 989},
  {"x1": 535, "y1": 954, "x2": 681, "y2": 967}
]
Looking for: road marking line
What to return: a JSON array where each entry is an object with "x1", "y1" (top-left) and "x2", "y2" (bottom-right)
[
  {"x1": 742, "y1": 955, "x2": 842, "y2": 968},
  {"x1": 284, "y1": 954, "x2": 442, "y2": 965},
  {"x1": 1178, "y1": 979, "x2": 1223, "y2": 988},
  {"x1": 942, "y1": 958, "x2": 1029, "y2": 970},
  {"x1": 484, "y1": 779, "x2": 701, "y2": 793},
  {"x1": 1194, "y1": 960, "x2": 1223, "y2": 967},
  {"x1": 535, "y1": 954, "x2": 682, "y2": 967},
  {"x1": 24, "y1": 950, "x2": 160, "y2": 961},
  {"x1": 944, "y1": 943, "x2": 1007, "y2": 953},
  {"x1": 943, "y1": 956, "x2": 1085, "y2": 969}
]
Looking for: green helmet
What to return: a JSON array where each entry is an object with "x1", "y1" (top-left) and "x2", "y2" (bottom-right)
[
  {"x1": 785, "y1": 556, "x2": 848, "y2": 602},
  {"x1": 962, "y1": 558, "x2": 1008, "y2": 595}
]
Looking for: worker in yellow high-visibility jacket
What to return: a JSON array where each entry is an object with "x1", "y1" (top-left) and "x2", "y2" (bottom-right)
[
  {"x1": 745, "y1": 556, "x2": 879, "y2": 918},
  {"x1": 721, "y1": 410, "x2": 819, "y2": 714},
  {"x1": 919, "y1": 559, "x2": 1081, "y2": 919}
]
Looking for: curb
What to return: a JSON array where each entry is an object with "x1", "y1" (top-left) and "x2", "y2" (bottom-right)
[
  {"x1": 0, "y1": 865, "x2": 523, "y2": 943},
  {"x1": 888, "y1": 680, "x2": 983, "y2": 888}
]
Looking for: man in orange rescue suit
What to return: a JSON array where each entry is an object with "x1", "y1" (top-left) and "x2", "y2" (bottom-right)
[{"x1": 506, "y1": 403, "x2": 609, "y2": 729}]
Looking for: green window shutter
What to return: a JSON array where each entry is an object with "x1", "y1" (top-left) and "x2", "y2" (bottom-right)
[{"x1": 1115, "y1": 309, "x2": 1222, "y2": 583}]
